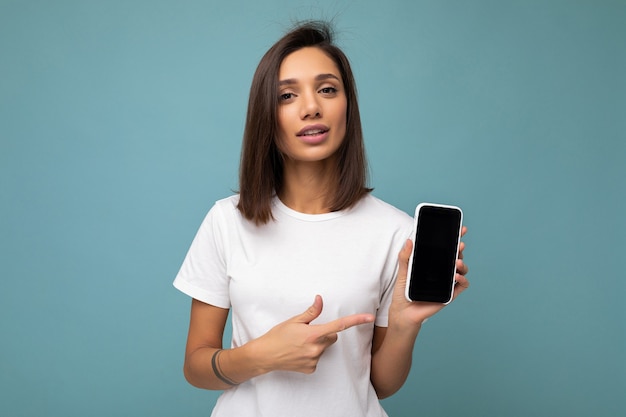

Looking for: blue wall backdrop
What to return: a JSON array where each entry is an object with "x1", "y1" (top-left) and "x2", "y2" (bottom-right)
[{"x1": 1, "y1": 0, "x2": 624, "y2": 416}]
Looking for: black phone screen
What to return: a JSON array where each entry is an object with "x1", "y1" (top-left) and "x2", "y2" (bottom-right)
[{"x1": 407, "y1": 205, "x2": 462, "y2": 303}]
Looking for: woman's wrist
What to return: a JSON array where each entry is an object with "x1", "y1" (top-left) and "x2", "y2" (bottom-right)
[{"x1": 387, "y1": 310, "x2": 424, "y2": 339}]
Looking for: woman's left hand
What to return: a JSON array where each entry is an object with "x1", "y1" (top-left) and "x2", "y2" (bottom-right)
[{"x1": 389, "y1": 226, "x2": 469, "y2": 330}]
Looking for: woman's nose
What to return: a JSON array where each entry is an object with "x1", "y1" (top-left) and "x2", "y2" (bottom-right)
[{"x1": 300, "y1": 92, "x2": 322, "y2": 119}]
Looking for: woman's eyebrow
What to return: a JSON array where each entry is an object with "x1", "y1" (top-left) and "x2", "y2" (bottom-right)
[
  {"x1": 278, "y1": 73, "x2": 341, "y2": 86},
  {"x1": 315, "y1": 73, "x2": 340, "y2": 82}
]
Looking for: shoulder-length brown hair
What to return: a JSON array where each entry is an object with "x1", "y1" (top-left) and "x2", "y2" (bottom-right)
[{"x1": 237, "y1": 21, "x2": 371, "y2": 225}]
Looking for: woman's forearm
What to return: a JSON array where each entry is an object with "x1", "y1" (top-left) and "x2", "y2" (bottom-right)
[
  {"x1": 370, "y1": 323, "x2": 422, "y2": 399},
  {"x1": 184, "y1": 342, "x2": 268, "y2": 390}
]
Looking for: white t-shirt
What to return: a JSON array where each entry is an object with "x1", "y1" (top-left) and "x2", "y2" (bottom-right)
[{"x1": 174, "y1": 194, "x2": 413, "y2": 417}]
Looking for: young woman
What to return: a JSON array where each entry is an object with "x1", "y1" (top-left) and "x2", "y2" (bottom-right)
[{"x1": 174, "y1": 21, "x2": 469, "y2": 417}]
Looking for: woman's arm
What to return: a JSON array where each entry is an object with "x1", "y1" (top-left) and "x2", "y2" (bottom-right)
[
  {"x1": 371, "y1": 232, "x2": 469, "y2": 399},
  {"x1": 370, "y1": 324, "x2": 420, "y2": 399},
  {"x1": 183, "y1": 296, "x2": 375, "y2": 390},
  {"x1": 182, "y1": 299, "x2": 262, "y2": 390}
]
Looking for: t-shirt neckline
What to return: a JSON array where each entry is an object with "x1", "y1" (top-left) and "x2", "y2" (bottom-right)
[{"x1": 272, "y1": 196, "x2": 347, "y2": 222}]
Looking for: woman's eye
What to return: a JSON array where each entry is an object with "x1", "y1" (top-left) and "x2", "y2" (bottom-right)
[
  {"x1": 279, "y1": 92, "x2": 295, "y2": 101},
  {"x1": 320, "y1": 87, "x2": 337, "y2": 95}
]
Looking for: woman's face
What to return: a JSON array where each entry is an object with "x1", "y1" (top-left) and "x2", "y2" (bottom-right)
[{"x1": 276, "y1": 47, "x2": 347, "y2": 165}]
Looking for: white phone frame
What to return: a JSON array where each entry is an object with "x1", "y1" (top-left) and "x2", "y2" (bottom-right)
[{"x1": 404, "y1": 202, "x2": 463, "y2": 304}]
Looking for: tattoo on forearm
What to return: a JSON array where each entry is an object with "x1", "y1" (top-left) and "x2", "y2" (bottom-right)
[{"x1": 211, "y1": 349, "x2": 240, "y2": 386}]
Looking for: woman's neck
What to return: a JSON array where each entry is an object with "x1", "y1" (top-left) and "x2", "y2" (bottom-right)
[{"x1": 278, "y1": 159, "x2": 337, "y2": 214}]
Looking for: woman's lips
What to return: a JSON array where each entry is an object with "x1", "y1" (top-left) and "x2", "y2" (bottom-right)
[{"x1": 297, "y1": 124, "x2": 329, "y2": 144}]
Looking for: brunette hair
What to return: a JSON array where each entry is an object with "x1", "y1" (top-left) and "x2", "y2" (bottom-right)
[{"x1": 237, "y1": 21, "x2": 371, "y2": 225}]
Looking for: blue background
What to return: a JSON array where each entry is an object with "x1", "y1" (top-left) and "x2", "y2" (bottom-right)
[{"x1": 1, "y1": 0, "x2": 624, "y2": 416}]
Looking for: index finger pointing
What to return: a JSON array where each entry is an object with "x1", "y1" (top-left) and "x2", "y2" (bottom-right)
[{"x1": 317, "y1": 313, "x2": 375, "y2": 336}]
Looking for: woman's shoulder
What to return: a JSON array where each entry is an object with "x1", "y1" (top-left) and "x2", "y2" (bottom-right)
[
  {"x1": 201, "y1": 194, "x2": 242, "y2": 225},
  {"x1": 213, "y1": 194, "x2": 240, "y2": 210},
  {"x1": 356, "y1": 194, "x2": 413, "y2": 226}
]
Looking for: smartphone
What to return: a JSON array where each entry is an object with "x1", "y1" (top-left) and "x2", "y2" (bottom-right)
[{"x1": 405, "y1": 203, "x2": 463, "y2": 304}]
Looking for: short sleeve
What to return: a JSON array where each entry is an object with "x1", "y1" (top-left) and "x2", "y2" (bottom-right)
[{"x1": 173, "y1": 203, "x2": 231, "y2": 309}]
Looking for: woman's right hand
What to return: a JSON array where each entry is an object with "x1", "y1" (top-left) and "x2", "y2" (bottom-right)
[{"x1": 249, "y1": 295, "x2": 374, "y2": 374}]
